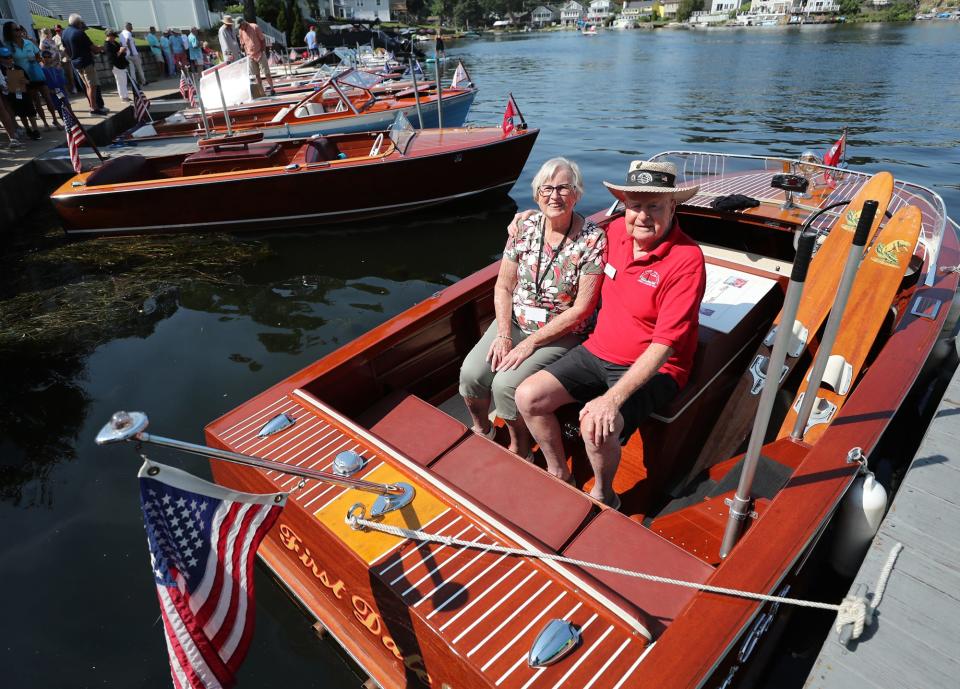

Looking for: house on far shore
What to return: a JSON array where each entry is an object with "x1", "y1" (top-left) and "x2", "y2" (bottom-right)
[
  {"x1": 710, "y1": 0, "x2": 741, "y2": 15},
  {"x1": 561, "y1": 0, "x2": 586, "y2": 25},
  {"x1": 531, "y1": 5, "x2": 562, "y2": 26},
  {"x1": 660, "y1": 0, "x2": 680, "y2": 18},
  {"x1": 801, "y1": 0, "x2": 840, "y2": 15},
  {"x1": 622, "y1": 0, "x2": 661, "y2": 22},
  {"x1": 586, "y1": 0, "x2": 614, "y2": 24}
]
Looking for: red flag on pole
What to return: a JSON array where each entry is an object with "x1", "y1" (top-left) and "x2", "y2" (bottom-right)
[
  {"x1": 823, "y1": 129, "x2": 847, "y2": 168},
  {"x1": 502, "y1": 95, "x2": 524, "y2": 135}
]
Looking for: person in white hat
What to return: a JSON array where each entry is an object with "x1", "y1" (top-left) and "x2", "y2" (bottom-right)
[
  {"x1": 218, "y1": 15, "x2": 240, "y2": 63},
  {"x1": 515, "y1": 160, "x2": 705, "y2": 509}
]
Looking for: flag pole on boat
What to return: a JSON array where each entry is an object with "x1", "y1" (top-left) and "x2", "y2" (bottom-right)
[
  {"x1": 791, "y1": 200, "x2": 878, "y2": 440},
  {"x1": 408, "y1": 55, "x2": 424, "y2": 128},
  {"x1": 188, "y1": 70, "x2": 211, "y2": 138},
  {"x1": 94, "y1": 411, "x2": 416, "y2": 516},
  {"x1": 212, "y1": 67, "x2": 234, "y2": 137},
  {"x1": 433, "y1": 56, "x2": 443, "y2": 129},
  {"x1": 719, "y1": 232, "x2": 818, "y2": 559}
]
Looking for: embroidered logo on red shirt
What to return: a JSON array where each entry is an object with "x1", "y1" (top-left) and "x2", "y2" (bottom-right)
[{"x1": 638, "y1": 269, "x2": 660, "y2": 287}]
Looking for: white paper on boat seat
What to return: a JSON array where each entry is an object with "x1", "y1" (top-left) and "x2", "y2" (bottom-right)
[
  {"x1": 199, "y1": 58, "x2": 252, "y2": 109},
  {"x1": 699, "y1": 264, "x2": 778, "y2": 334}
]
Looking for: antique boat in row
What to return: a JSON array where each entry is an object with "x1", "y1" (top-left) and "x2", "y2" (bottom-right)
[
  {"x1": 185, "y1": 151, "x2": 955, "y2": 688},
  {"x1": 50, "y1": 115, "x2": 538, "y2": 236},
  {"x1": 118, "y1": 69, "x2": 476, "y2": 148}
]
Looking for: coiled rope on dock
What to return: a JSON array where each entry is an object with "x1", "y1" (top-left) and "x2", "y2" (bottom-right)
[{"x1": 346, "y1": 510, "x2": 902, "y2": 642}]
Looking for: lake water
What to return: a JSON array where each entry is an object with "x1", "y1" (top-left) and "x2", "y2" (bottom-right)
[{"x1": 2, "y1": 22, "x2": 959, "y2": 688}]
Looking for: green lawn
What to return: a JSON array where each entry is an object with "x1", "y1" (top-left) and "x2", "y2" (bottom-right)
[{"x1": 31, "y1": 14, "x2": 150, "y2": 48}]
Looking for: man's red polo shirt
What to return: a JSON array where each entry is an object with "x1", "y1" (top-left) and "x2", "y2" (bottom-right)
[{"x1": 584, "y1": 217, "x2": 705, "y2": 388}]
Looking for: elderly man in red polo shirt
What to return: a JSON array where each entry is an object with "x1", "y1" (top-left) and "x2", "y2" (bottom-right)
[{"x1": 515, "y1": 160, "x2": 705, "y2": 509}]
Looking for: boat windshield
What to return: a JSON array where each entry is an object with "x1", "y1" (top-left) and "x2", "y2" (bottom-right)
[
  {"x1": 388, "y1": 113, "x2": 416, "y2": 155},
  {"x1": 337, "y1": 70, "x2": 382, "y2": 90}
]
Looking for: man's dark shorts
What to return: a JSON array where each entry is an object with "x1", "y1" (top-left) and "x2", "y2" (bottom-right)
[{"x1": 544, "y1": 344, "x2": 678, "y2": 445}]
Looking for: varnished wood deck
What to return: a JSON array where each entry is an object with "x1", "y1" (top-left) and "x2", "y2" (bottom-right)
[
  {"x1": 804, "y1": 346, "x2": 960, "y2": 689},
  {"x1": 210, "y1": 388, "x2": 656, "y2": 689}
]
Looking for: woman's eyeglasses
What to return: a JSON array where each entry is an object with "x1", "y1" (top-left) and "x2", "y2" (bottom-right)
[{"x1": 538, "y1": 184, "x2": 574, "y2": 198}]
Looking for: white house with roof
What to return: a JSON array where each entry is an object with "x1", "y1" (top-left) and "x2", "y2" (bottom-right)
[
  {"x1": 560, "y1": 0, "x2": 585, "y2": 24},
  {"x1": 710, "y1": 0, "x2": 742, "y2": 13},
  {"x1": 531, "y1": 5, "x2": 561, "y2": 25},
  {"x1": 622, "y1": 0, "x2": 660, "y2": 21},
  {"x1": 586, "y1": 0, "x2": 613, "y2": 23},
  {"x1": 801, "y1": 0, "x2": 839, "y2": 13},
  {"x1": 333, "y1": 0, "x2": 392, "y2": 21}
]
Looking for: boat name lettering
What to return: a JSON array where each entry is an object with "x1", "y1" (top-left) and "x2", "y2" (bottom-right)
[
  {"x1": 351, "y1": 595, "x2": 407, "y2": 663},
  {"x1": 278, "y1": 524, "x2": 346, "y2": 599}
]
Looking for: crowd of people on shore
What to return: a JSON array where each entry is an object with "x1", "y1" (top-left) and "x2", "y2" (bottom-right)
[{"x1": 0, "y1": 13, "x2": 233, "y2": 151}]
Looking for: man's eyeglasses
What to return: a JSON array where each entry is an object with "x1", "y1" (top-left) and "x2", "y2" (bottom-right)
[{"x1": 538, "y1": 184, "x2": 575, "y2": 198}]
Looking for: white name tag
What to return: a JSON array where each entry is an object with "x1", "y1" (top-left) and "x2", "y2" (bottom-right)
[
  {"x1": 603, "y1": 263, "x2": 617, "y2": 279},
  {"x1": 523, "y1": 305, "x2": 548, "y2": 323}
]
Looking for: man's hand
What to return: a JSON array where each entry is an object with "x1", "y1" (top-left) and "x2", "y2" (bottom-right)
[
  {"x1": 579, "y1": 394, "x2": 620, "y2": 446},
  {"x1": 486, "y1": 336, "x2": 512, "y2": 372},
  {"x1": 496, "y1": 339, "x2": 534, "y2": 371},
  {"x1": 507, "y1": 210, "x2": 537, "y2": 238}
]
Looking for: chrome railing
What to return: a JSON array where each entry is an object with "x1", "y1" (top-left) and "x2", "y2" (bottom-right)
[{"x1": 650, "y1": 150, "x2": 950, "y2": 287}]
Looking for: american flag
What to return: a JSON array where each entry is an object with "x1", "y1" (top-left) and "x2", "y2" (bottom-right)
[
  {"x1": 130, "y1": 79, "x2": 151, "y2": 122},
  {"x1": 138, "y1": 461, "x2": 285, "y2": 689},
  {"x1": 56, "y1": 92, "x2": 86, "y2": 173},
  {"x1": 179, "y1": 71, "x2": 197, "y2": 107}
]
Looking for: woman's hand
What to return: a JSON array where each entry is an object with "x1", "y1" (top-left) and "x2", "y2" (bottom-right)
[
  {"x1": 486, "y1": 335, "x2": 513, "y2": 372},
  {"x1": 496, "y1": 339, "x2": 535, "y2": 371},
  {"x1": 579, "y1": 394, "x2": 621, "y2": 447},
  {"x1": 507, "y1": 210, "x2": 537, "y2": 238}
]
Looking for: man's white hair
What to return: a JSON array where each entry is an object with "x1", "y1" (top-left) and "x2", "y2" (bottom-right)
[{"x1": 68, "y1": 13, "x2": 82, "y2": 26}]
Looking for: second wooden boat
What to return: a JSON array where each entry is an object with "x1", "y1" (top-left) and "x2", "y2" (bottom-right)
[{"x1": 50, "y1": 116, "x2": 539, "y2": 236}]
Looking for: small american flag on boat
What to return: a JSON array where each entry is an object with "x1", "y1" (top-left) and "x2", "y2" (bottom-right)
[
  {"x1": 179, "y1": 71, "x2": 196, "y2": 108},
  {"x1": 138, "y1": 461, "x2": 285, "y2": 689},
  {"x1": 130, "y1": 79, "x2": 151, "y2": 122},
  {"x1": 56, "y1": 91, "x2": 86, "y2": 173}
]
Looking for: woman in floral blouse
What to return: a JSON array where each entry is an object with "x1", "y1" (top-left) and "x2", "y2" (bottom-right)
[{"x1": 459, "y1": 158, "x2": 607, "y2": 460}]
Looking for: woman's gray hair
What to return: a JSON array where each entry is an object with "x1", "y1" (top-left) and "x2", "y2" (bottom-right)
[{"x1": 531, "y1": 157, "x2": 584, "y2": 203}]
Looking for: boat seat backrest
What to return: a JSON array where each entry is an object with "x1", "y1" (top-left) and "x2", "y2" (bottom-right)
[
  {"x1": 357, "y1": 391, "x2": 468, "y2": 467},
  {"x1": 431, "y1": 434, "x2": 596, "y2": 552},
  {"x1": 295, "y1": 103, "x2": 326, "y2": 118},
  {"x1": 561, "y1": 509, "x2": 715, "y2": 637},
  {"x1": 304, "y1": 137, "x2": 342, "y2": 163},
  {"x1": 85, "y1": 154, "x2": 155, "y2": 187},
  {"x1": 270, "y1": 105, "x2": 293, "y2": 123}
]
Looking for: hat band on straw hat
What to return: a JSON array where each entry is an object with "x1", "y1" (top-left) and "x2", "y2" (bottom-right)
[{"x1": 626, "y1": 170, "x2": 675, "y2": 187}]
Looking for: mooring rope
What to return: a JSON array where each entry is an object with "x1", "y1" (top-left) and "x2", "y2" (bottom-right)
[{"x1": 347, "y1": 511, "x2": 902, "y2": 641}]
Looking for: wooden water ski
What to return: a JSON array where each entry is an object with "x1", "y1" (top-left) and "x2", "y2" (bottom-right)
[
  {"x1": 780, "y1": 204, "x2": 923, "y2": 443},
  {"x1": 678, "y1": 172, "x2": 895, "y2": 488}
]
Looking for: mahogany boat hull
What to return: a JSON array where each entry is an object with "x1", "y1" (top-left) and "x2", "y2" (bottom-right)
[{"x1": 51, "y1": 128, "x2": 538, "y2": 236}]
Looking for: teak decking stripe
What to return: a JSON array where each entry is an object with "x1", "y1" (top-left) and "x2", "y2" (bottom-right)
[{"x1": 212, "y1": 391, "x2": 652, "y2": 688}]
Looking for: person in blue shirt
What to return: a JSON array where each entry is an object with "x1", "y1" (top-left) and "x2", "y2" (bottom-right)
[
  {"x1": 187, "y1": 28, "x2": 202, "y2": 71},
  {"x1": 159, "y1": 30, "x2": 174, "y2": 76},
  {"x1": 61, "y1": 13, "x2": 106, "y2": 115},
  {"x1": 305, "y1": 25, "x2": 318, "y2": 56}
]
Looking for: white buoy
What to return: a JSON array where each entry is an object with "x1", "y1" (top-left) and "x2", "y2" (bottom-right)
[{"x1": 830, "y1": 471, "x2": 888, "y2": 578}]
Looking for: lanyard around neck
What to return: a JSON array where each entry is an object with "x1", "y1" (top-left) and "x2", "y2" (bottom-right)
[{"x1": 534, "y1": 213, "x2": 576, "y2": 296}]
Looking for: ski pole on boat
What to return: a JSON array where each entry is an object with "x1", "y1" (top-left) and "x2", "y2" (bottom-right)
[
  {"x1": 791, "y1": 200, "x2": 879, "y2": 440},
  {"x1": 213, "y1": 67, "x2": 234, "y2": 137},
  {"x1": 719, "y1": 232, "x2": 818, "y2": 559},
  {"x1": 409, "y1": 57, "x2": 424, "y2": 128},
  {"x1": 189, "y1": 71, "x2": 211, "y2": 138},
  {"x1": 434, "y1": 57, "x2": 443, "y2": 129},
  {"x1": 95, "y1": 411, "x2": 415, "y2": 510}
]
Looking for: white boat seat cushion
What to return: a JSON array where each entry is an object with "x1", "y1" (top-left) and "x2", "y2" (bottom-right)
[
  {"x1": 270, "y1": 105, "x2": 293, "y2": 123},
  {"x1": 294, "y1": 103, "x2": 325, "y2": 118}
]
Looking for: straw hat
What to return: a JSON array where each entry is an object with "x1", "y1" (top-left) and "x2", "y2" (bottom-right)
[
  {"x1": 603, "y1": 160, "x2": 699, "y2": 204},
  {"x1": 222, "y1": 15, "x2": 234, "y2": 26}
]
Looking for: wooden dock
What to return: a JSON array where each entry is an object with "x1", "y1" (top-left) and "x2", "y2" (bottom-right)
[{"x1": 804, "y1": 344, "x2": 960, "y2": 689}]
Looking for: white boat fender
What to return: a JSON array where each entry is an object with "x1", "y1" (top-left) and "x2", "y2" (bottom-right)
[{"x1": 830, "y1": 470, "x2": 887, "y2": 578}]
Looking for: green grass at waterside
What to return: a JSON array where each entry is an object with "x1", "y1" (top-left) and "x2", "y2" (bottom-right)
[{"x1": 31, "y1": 15, "x2": 149, "y2": 48}]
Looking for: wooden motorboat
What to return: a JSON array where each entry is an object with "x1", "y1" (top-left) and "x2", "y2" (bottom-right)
[
  {"x1": 50, "y1": 117, "x2": 538, "y2": 236},
  {"x1": 115, "y1": 69, "x2": 477, "y2": 148},
  {"x1": 202, "y1": 151, "x2": 958, "y2": 689}
]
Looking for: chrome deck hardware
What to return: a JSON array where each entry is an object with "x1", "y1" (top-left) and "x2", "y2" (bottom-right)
[
  {"x1": 528, "y1": 619, "x2": 581, "y2": 668},
  {"x1": 258, "y1": 412, "x2": 296, "y2": 437}
]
